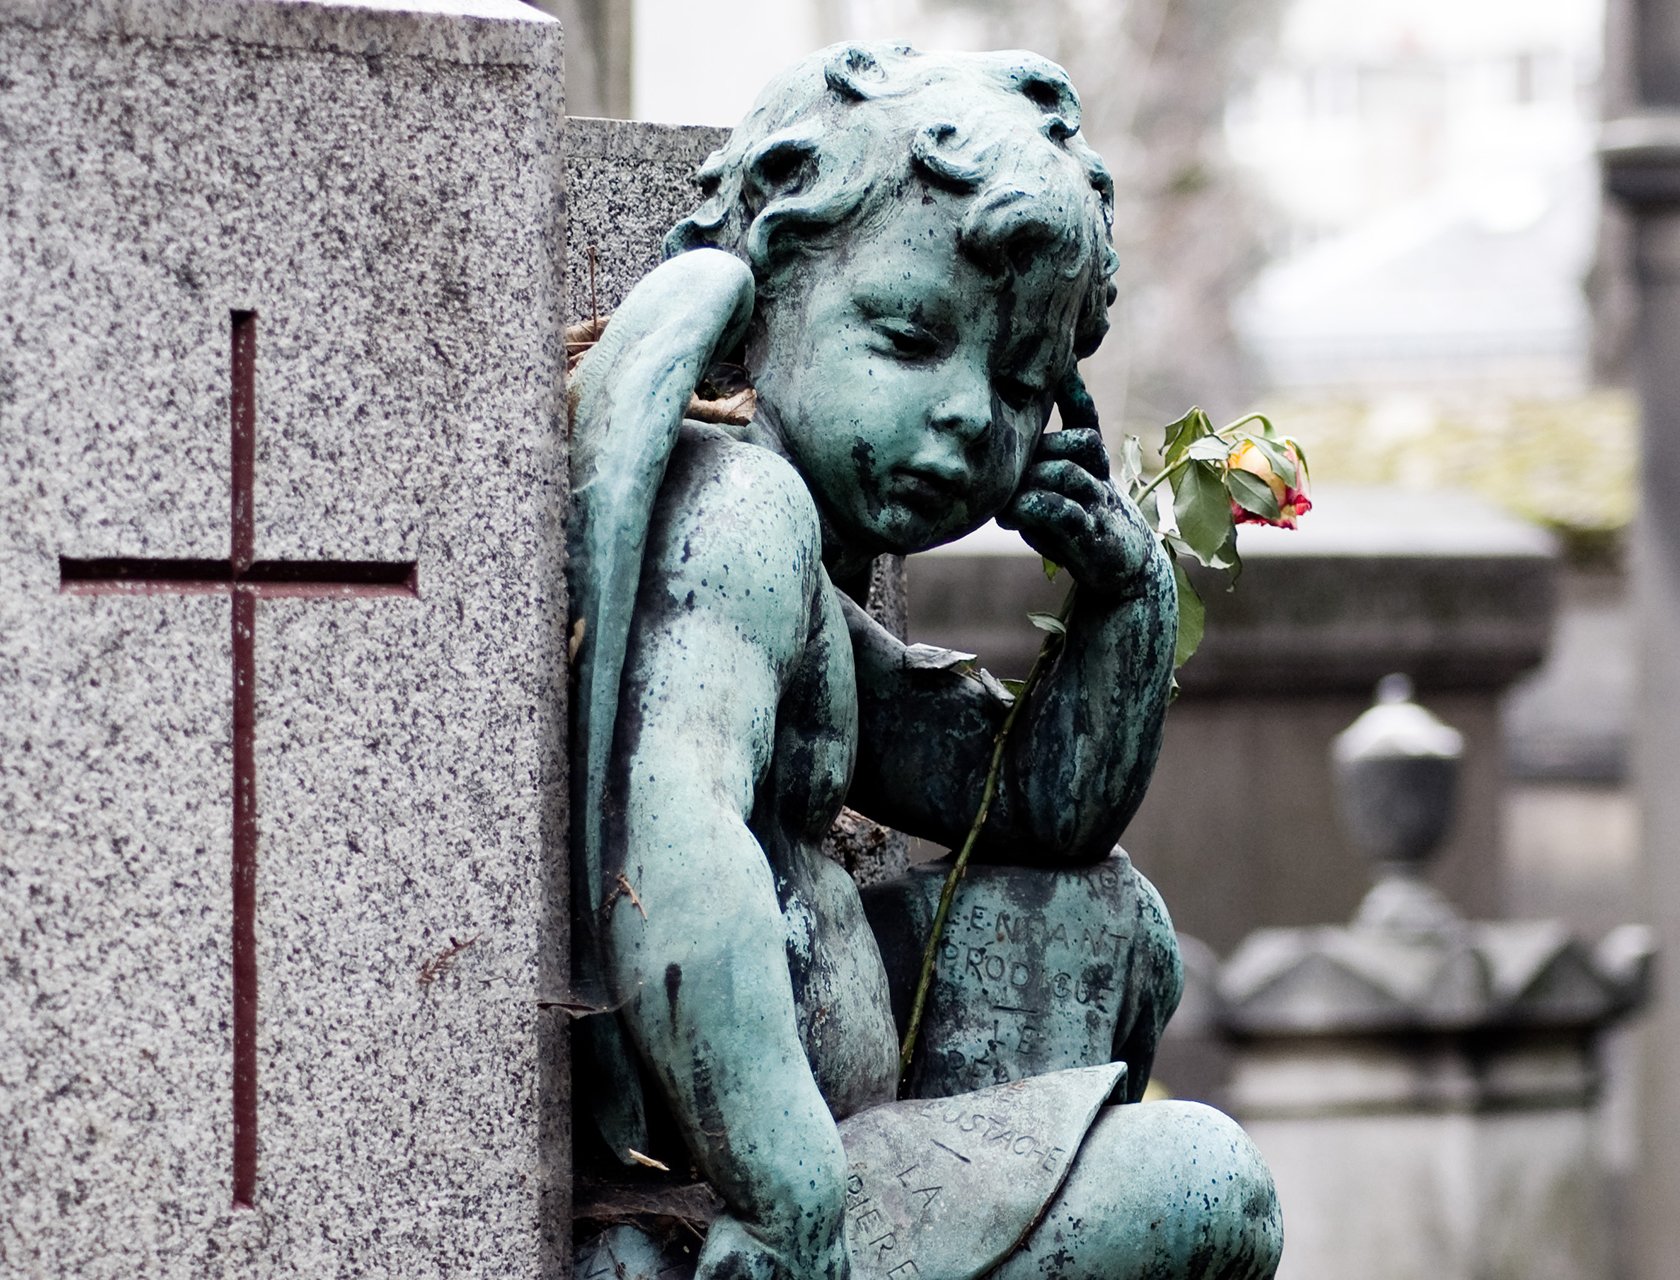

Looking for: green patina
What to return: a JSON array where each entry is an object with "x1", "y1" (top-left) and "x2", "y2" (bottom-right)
[{"x1": 567, "y1": 43, "x2": 1281, "y2": 1280}]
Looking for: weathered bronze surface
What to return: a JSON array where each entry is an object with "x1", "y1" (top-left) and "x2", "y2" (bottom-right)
[
  {"x1": 864, "y1": 851, "x2": 1180, "y2": 1100},
  {"x1": 567, "y1": 42, "x2": 1281, "y2": 1280}
]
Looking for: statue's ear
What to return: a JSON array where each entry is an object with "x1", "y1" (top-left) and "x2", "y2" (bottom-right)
[{"x1": 743, "y1": 132, "x2": 819, "y2": 205}]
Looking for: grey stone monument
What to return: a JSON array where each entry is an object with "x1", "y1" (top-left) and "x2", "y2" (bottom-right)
[
  {"x1": 564, "y1": 118, "x2": 729, "y2": 325},
  {"x1": 1219, "y1": 681, "x2": 1652, "y2": 1280},
  {"x1": 1, "y1": 2, "x2": 570, "y2": 1273}
]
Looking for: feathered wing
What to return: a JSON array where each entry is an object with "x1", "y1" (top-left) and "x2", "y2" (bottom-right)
[{"x1": 567, "y1": 249, "x2": 756, "y2": 1159}]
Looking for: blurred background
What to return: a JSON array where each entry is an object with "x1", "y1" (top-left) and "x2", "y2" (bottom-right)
[{"x1": 543, "y1": 2, "x2": 1672, "y2": 1277}]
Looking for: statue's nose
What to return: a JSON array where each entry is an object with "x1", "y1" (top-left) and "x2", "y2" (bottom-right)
[{"x1": 929, "y1": 370, "x2": 992, "y2": 445}]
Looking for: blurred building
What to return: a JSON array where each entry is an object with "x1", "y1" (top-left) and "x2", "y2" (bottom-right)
[{"x1": 1227, "y1": 0, "x2": 1605, "y2": 394}]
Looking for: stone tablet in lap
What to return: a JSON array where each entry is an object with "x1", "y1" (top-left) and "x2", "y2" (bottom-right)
[{"x1": 838, "y1": 1065, "x2": 1127, "y2": 1280}]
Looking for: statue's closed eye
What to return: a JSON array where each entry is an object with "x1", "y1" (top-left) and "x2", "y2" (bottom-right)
[
  {"x1": 995, "y1": 375, "x2": 1045, "y2": 411},
  {"x1": 872, "y1": 319, "x2": 940, "y2": 360}
]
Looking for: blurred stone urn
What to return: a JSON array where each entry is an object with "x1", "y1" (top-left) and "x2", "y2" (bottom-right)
[
  {"x1": 1218, "y1": 676, "x2": 1654, "y2": 1280},
  {"x1": 1332, "y1": 673, "x2": 1464, "y2": 935}
]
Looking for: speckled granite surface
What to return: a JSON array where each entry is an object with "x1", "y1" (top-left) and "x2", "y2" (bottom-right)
[
  {"x1": 563, "y1": 116, "x2": 727, "y2": 324},
  {"x1": 0, "y1": 1, "x2": 568, "y2": 1275}
]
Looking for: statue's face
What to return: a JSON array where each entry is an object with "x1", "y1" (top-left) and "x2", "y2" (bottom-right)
[{"x1": 749, "y1": 186, "x2": 1086, "y2": 558}]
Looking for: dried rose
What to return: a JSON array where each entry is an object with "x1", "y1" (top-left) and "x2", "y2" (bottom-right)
[{"x1": 1226, "y1": 438, "x2": 1312, "y2": 529}]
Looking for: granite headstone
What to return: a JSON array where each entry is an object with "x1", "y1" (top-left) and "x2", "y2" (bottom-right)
[{"x1": 1, "y1": 1, "x2": 568, "y2": 1273}]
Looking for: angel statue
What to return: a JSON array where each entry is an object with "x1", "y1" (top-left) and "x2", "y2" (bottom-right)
[{"x1": 566, "y1": 42, "x2": 1282, "y2": 1280}]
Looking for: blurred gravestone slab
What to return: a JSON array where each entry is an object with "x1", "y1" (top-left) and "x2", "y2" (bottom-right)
[
  {"x1": 1219, "y1": 681, "x2": 1653, "y2": 1280},
  {"x1": 0, "y1": 1, "x2": 567, "y2": 1274},
  {"x1": 1221, "y1": 918, "x2": 1653, "y2": 1280}
]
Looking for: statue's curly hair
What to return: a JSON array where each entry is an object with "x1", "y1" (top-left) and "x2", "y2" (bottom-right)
[{"x1": 665, "y1": 42, "x2": 1120, "y2": 359}]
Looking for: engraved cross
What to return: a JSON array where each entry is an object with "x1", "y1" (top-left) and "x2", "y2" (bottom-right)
[{"x1": 58, "y1": 310, "x2": 418, "y2": 1207}]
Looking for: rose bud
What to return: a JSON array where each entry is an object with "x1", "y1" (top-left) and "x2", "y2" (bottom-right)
[{"x1": 1227, "y1": 438, "x2": 1312, "y2": 529}]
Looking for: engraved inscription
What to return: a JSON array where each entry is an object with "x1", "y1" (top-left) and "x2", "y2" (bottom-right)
[
  {"x1": 847, "y1": 1172, "x2": 922, "y2": 1277},
  {"x1": 914, "y1": 1100, "x2": 1069, "y2": 1176}
]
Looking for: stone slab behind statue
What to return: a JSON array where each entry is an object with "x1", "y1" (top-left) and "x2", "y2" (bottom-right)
[
  {"x1": 0, "y1": 3, "x2": 572, "y2": 1273},
  {"x1": 909, "y1": 487, "x2": 1558, "y2": 955},
  {"x1": 564, "y1": 117, "x2": 727, "y2": 324}
]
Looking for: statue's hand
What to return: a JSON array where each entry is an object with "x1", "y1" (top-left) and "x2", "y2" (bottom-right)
[{"x1": 998, "y1": 426, "x2": 1156, "y2": 598}]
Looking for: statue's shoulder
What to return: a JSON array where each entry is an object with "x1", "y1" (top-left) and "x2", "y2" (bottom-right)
[{"x1": 653, "y1": 424, "x2": 824, "y2": 588}]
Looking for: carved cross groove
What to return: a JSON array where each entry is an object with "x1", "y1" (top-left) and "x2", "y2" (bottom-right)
[{"x1": 59, "y1": 310, "x2": 418, "y2": 1207}]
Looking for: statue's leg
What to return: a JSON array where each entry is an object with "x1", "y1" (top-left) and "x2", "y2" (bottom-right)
[
  {"x1": 575, "y1": 1223, "x2": 696, "y2": 1280},
  {"x1": 990, "y1": 1101, "x2": 1282, "y2": 1280}
]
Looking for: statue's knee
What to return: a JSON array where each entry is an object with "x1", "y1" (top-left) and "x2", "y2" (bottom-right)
[
  {"x1": 1123, "y1": 862, "x2": 1183, "y2": 1010},
  {"x1": 1157, "y1": 1101, "x2": 1282, "y2": 1278},
  {"x1": 1006, "y1": 1103, "x2": 1280, "y2": 1280},
  {"x1": 1082, "y1": 1101, "x2": 1281, "y2": 1278}
]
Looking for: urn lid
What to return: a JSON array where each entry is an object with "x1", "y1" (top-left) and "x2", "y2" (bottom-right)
[{"x1": 1332, "y1": 673, "x2": 1464, "y2": 765}]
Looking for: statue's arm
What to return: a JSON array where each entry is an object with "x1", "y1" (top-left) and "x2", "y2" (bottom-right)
[
  {"x1": 603, "y1": 444, "x2": 850, "y2": 1280},
  {"x1": 847, "y1": 428, "x2": 1177, "y2": 864}
]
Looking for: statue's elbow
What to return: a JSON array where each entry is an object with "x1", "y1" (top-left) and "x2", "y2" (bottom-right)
[
  {"x1": 1034, "y1": 807, "x2": 1119, "y2": 867},
  {"x1": 1039, "y1": 773, "x2": 1153, "y2": 867}
]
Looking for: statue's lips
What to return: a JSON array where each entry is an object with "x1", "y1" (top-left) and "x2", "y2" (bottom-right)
[{"x1": 891, "y1": 469, "x2": 964, "y2": 516}]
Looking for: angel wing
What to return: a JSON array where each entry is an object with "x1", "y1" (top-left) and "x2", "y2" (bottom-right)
[{"x1": 567, "y1": 248, "x2": 755, "y2": 1158}]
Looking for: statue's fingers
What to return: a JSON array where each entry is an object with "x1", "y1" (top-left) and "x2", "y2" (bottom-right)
[
  {"x1": 1001, "y1": 489, "x2": 1091, "y2": 557},
  {"x1": 1020, "y1": 458, "x2": 1108, "y2": 506},
  {"x1": 1054, "y1": 367, "x2": 1101, "y2": 435},
  {"x1": 1035, "y1": 426, "x2": 1110, "y2": 476}
]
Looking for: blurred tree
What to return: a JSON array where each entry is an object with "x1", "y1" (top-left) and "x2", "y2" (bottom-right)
[{"x1": 900, "y1": 0, "x2": 1287, "y2": 435}]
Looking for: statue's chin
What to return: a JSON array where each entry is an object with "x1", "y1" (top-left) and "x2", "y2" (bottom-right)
[
  {"x1": 901, "y1": 511, "x2": 996, "y2": 556},
  {"x1": 822, "y1": 496, "x2": 1000, "y2": 570},
  {"x1": 874, "y1": 497, "x2": 996, "y2": 553}
]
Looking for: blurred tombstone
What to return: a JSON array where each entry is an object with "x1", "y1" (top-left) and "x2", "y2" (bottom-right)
[
  {"x1": 1218, "y1": 680, "x2": 1653, "y2": 1280},
  {"x1": 523, "y1": 0, "x2": 632, "y2": 119}
]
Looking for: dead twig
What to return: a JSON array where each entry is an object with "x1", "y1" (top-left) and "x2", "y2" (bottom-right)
[
  {"x1": 418, "y1": 933, "x2": 481, "y2": 986},
  {"x1": 605, "y1": 872, "x2": 649, "y2": 920},
  {"x1": 589, "y1": 243, "x2": 600, "y2": 332}
]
